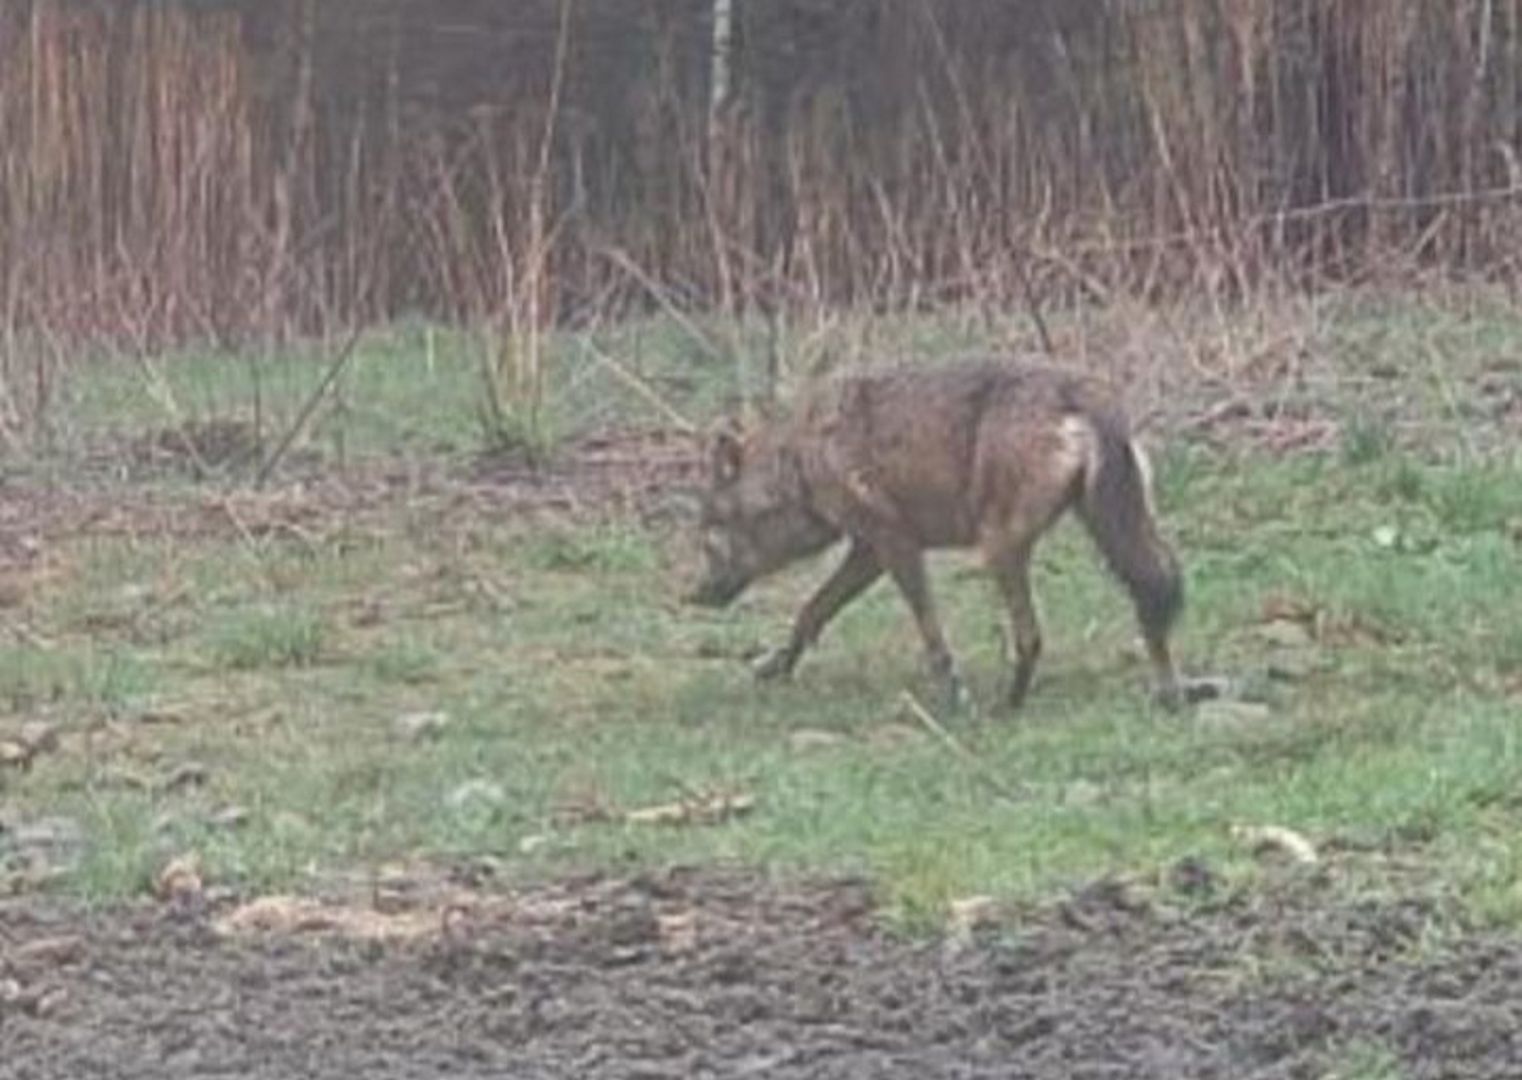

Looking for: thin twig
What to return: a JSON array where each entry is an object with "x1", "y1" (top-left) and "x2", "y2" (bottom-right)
[
  {"x1": 582, "y1": 340, "x2": 696, "y2": 433},
  {"x1": 254, "y1": 320, "x2": 366, "y2": 488},
  {"x1": 1015, "y1": 254, "x2": 1055, "y2": 355},
  {"x1": 597, "y1": 246, "x2": 723, "y2": 360},
  {"x1": 899, "y1": 691, "x2": 1023, "y2": 803}
]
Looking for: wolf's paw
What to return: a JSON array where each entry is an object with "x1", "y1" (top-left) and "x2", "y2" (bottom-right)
[
  {"x1": 752, "y1": 647, "x2": 796, "y2": 683},
  {"x1": 941, "y1": 671, "x2": 981, "y2": 721}
]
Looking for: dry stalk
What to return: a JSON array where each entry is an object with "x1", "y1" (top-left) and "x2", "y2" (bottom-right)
[
  {"x1": 4, "y1": 1, "x2": 1522, "y2": 403},
  {"x1": 899, "y1": 692, "x2": 1021, "y2": 805},
  {"x1": 581, "y1": 340, "x2": 695, "y2": 433},
  {"x1": 254, "y1": 320, "x2": 366, "y2": 487}
]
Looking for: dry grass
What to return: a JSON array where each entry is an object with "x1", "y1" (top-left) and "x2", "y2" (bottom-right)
[{"x1": 5, "y1": 2, "x2": 1522, "y2": 447}]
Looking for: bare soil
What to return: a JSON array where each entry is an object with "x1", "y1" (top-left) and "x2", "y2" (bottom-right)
[{"x1": 4, "y1": 867, "x2": 1521, "y2": 1080}]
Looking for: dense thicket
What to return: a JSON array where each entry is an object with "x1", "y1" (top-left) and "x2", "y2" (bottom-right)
[{"x1": 3, "y1": 0, "x2": 1520, "y2": 349}]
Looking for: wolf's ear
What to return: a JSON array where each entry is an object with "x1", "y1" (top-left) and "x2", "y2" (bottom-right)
[{"x1": 708, "y1": 420, "x2": 744, "y2": 484}]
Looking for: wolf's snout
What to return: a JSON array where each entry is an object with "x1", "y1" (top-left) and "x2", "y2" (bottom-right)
[{"x1": 684, "y1": 574, "x2": 745, "y2": 608}]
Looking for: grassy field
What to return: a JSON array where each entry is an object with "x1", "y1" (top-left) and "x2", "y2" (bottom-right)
[{"x1": 3, "y1": 301, "x2": 1522, "y2": 933}]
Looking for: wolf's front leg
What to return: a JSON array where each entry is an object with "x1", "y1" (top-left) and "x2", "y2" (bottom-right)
[{"x1": 753, "y1": 540, "x2": 882, "y2": 682}]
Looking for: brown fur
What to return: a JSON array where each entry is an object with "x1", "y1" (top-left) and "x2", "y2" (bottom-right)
[{"x1": 685, "y1": 359, "x2": 1184, "y2": 710}]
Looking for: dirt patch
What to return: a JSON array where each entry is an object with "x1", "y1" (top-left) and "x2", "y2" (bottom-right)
[
  {"x1": 4, "y1": 868, "x2": 1521, "y2": 1079},
  {"x1": 469, "y1": 427, "x2": 702, "y2": 517},
  {"x1": 123, "y1": 419, "x2": 264, "y2": 478},
  {"x1": 0, "y1": 426, "x2": 701, "y2": 581}
]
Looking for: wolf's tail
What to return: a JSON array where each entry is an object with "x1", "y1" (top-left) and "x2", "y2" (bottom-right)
[{"x1": 1073, "y1": 410, "x2": 1183, "y2": 644}]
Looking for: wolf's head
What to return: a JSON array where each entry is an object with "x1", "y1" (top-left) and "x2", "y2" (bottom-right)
[{"x1": 684, "y1": 418, "x2": 838, "y2": 607}]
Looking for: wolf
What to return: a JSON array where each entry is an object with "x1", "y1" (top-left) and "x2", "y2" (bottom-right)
[{"x1": 684, "y1": 359, "x2": 1185, "y2": 712}]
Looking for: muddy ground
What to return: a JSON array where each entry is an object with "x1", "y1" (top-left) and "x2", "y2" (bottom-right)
[{"x1": 3, "y1": 867, "x2": 1522, "y2": 1079}]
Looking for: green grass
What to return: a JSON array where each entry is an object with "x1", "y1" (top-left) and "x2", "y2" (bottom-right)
[
  {"x1": 5, "y1": 446, "x2": 1522, "y2": 924},
  {"x1": 1320, "y1": 1038, "x2": 1407, "y2": 1080},
  {"x1": 205, "y1": 604, "x2": 328, "y2": 671},
  {"x1": 4, "y1": 304, "x2": 1522, "y2": 934}
]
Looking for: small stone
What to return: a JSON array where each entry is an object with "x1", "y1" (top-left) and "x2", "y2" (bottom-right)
[
  {"x1": 446, "y1": 779, "x2": 507, "y2": 812},
  {"x1": 29, "y1": 987, "x2": 67, "y2": 1017},
  {"x1": 517, "y1": 833, "x2": 550, "y2": 855},
  {"x1": 394, "y1": 711, "x2": 451, "y2": 742},
  {"x1": 209, "y1": 805, "x2": 250, "y2": 830}
]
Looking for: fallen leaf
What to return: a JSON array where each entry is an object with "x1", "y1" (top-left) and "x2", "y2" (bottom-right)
[
  {"x1": 135, "y1": 706, "x2": 191, "y2": 726},
  {"x1": 161, "y1": 761, "x2": 209, "y2": 792},
  {"x1": 154, "y1": 853, "x2": 205, "y2": 903},
  {"x1": 945, "y1": 895, "x2": 1004, "y2": 953},
  {"x1": 947, "y1": 894, "x2": 1002, "y2": 933},
  {"x1": 625, "y1": 791, "x2": 755, "y2": 826},
  {"x1": 97, "y1": 766, "x2": 154, "y2": 791},
  {"x1": 9, "y1": 935, "x2": 86, "y2": 969},
  {"x1": 1231, "y1": 824, "x2": 1319, "y2": 865},
  {"x1": 216, "y1": 896, "x2": 340, "y2": 935},
  {"x1": 657, "y1": 910, "x2": 699, "y2": 953},
  {"x1": 214, "y1": 896, "x2": 454, "y2": 942},
  {"x1": 1319, "y1": 611, "x2": 1398, "y2": 647},
  {"x1": 209, "y1": 804, "x2": 250, "y2": 830},
  {"x1": 1260, "y1": 593, "x2": 1319, "y2": 624},
  {"x1": 28, "y1": 986, "x2": 67, "y2": 1017}
]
